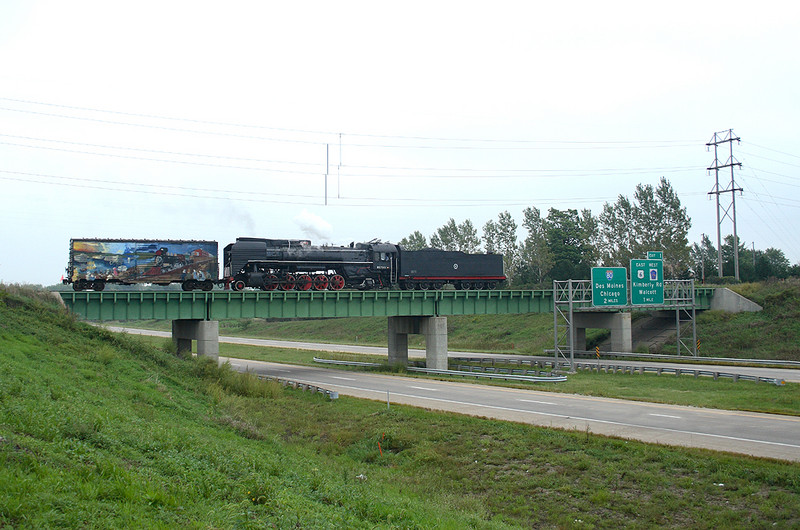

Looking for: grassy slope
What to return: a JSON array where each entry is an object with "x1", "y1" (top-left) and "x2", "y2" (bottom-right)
[
  {"x1": 0, "y1": 288, "x2": 490, "y2": 528},
  {"x1": 695, "y1": 280, "x2": 800, "y2": 360},
  {"x1": 5, "y1": 285, "x2": 800, "y2": 528}
]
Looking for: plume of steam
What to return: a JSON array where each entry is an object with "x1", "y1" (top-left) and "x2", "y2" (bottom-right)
[{"x1": 294, "y1": 209, "x2": 333, "y2": 242}]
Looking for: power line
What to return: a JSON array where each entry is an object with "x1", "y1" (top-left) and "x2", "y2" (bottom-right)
[
  {"x1": 743, "y1": 165, "x2": 800, "y2": 183},
  {"x1": 0, "y1": 133, "x2": 322, "y2": 168},
  {"x1": 0, "y1": 107, "x2": 327, "y2": 146},
  {"x1": 0, "y1": 134, "x2": 699, "y2": 180},
  {"x1": 738, "y1": 150, "x2": 800, "y2": 168},
  {"x1": 0, "y1": 95, "x2": 699, "y2": 146},
  {"x1": 737, "y1": 166, "x2": 800, "y2": 259},
  {"x1": 0, "y1": 140, "x2": 324, "y2": 176},
  {"x1": 0, "y1": 104, "x2": 699, "y2": 151},
  {"x1": 744, "y1": 141, "x2": 800, "y2": 160},
  {"x1": 0, "y1": 168, "x2": 705, "y2": 208},
  {"x1": 0, "y1": 169, "x2": 319, "y2": 200}
]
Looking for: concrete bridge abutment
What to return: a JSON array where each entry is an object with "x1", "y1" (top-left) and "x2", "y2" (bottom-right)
[
  {"x1": 172, "y1": 319, "x2": 219, "y2": 359},
  {"x1": 572, "y1": 312, "x2": 632, "y2": 352},
  {"x1": 388, "y1": 316, "x2": 448, "y2": 370}
]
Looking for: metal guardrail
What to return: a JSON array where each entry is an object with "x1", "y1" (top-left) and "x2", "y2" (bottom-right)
[
  {"x1": 255, "y1": 374, "x2": 339, "y2": 400},
  {"x1": 544, "y1": 349, "x2": 800, "y2": 368},
  {"x1": 451, "y1": 356, "x2": 564, "y2": 370},
  {"x1": 312, "y1": 357, "x2": 567, "y2": 383},
  {"x1": 452, "y1": 356, "x2": 785, "y2": 386},
  {"x1": 452, "y1": 364, "x2": 559, "y2": 378},
  {"x1": 571, "y1": 362, "x2": 785, "y2": 385},
  {"x1": 312, "y1": 357, "x2": 382, "y2": 367},
  {"x1": 407, "y1": 366, "x2": 567, "y2": 383}
]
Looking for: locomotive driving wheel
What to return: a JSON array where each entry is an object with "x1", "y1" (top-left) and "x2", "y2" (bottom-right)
[
  {"x1": 295, "y1": 274, "x2": 312, "y2": 291},
  {"x1": 281, "y1": 274, "x2": 296, "y2": 291},
  {"x1": 329, "y1": 274, "x2": 345, "y2": 291},
  {"x1": 313, "y1": 274, "x2": 329, "y2": 291},
  {"x1": 263, "y1": 274, "x2": 278, "y2": 291}
]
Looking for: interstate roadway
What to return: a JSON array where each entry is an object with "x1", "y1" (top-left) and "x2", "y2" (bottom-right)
[{"x1": 106, "y1": 326, "x2": 800, "y2": 462}]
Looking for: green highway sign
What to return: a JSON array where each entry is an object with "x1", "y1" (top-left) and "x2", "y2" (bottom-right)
[
  {"x1": 630, "y1": 259, "x2": 664, "y2": 305},
  {"x1": 647, "y1": 251, "x2": 663, "y2": 260},
  {"x1": 591, "y1": 267, "x2": 628, "y2": 306}
]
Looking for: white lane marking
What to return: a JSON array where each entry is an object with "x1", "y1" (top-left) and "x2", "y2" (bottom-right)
[
  {"x1": 323, "y1": 383, "x2": 800, "y2": 451},
  {"x1": 330, "y1": 376, "x2": 356, "y2": 381},
  {"x1": 519, "y1": 399, "x2": 557, "y2": 405},
  {"x1": 409, "y1": 386, "x2": 439, "y2": 392},
  {"x1": 650, "y1": 413, "x2": 682, "y2": 419}
]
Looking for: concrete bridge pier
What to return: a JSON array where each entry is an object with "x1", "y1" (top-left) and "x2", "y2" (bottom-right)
[
  {"x1": 572, "y1": 312, "x2": 632, "y2": 352},
  {"x1": 172, "y1": 319, "x2": 219, "y2": 359},
  {"x1": 388, "y1": 316, "x2": 448, "y2": 370}
]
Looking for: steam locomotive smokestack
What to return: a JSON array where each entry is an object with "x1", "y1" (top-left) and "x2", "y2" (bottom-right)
[{"x1": 294, "y1": 209, "x2": 333, "y2": 243}]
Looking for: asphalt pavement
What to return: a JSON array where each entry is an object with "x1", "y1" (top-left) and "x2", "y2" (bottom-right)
[{"x1": 227, "y1": 357, "x2": 800, "y2": 463}]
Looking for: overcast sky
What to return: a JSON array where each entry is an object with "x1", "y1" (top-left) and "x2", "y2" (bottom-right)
[{"x1": 2, "y1": 1, "x2": 799, "y2": 285}]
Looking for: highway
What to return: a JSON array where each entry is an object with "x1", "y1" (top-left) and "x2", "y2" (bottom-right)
[
  {"x1": 105, "y1": 326, "x2": 800, "y2": 461},
  {"x1": 106, "y1": 325, "x2": 800, "y2": 383},
  {"x1": 227, "y1": 357, "x2": 800, "y2": 462}
]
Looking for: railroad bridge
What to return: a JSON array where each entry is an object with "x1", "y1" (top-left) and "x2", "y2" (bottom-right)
[{"x1": 58, "y1": 287, "x2": 730, "y2": 369}]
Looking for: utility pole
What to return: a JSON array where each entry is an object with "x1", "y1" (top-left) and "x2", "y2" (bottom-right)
[
  {"x1": 707, "y1": 129, "x2": 743, "y2": 280},
  {"x1": 700, "y1": 233, "x2": 706, "y2": 284},
  {"x1": 324, "y1": 143, "x2": 329, "y2": 206}
]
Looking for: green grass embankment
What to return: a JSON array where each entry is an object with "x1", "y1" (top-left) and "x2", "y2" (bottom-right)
[
  {"x1": 6, "y1": 284, "x2": 799, "y2": 527},
  {"x1": 695, "y1": 280, "x2": 800, "y2": 360}
]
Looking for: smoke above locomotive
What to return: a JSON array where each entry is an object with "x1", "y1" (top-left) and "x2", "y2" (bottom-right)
[{"x1": 65, "y1": 237, "x2": 505, "y2": 291}]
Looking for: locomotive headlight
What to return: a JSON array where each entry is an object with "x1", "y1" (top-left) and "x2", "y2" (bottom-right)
[{"x1": 453, "y1": 263, "x2": 458, "y2": 269}]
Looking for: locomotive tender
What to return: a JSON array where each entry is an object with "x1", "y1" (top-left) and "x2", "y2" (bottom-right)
[{"x1": 65, "y1": 237, "x2": 505, "y2": 291}]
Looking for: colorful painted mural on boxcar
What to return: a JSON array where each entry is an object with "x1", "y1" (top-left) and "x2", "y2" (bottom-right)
[{"x1": 68, "y1": 239, "x2": 218, "y2": 284}]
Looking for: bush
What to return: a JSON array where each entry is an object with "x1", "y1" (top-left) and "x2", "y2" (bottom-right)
[{"x1": 709, "y1": 276, "x2": 740, "y2": 285}]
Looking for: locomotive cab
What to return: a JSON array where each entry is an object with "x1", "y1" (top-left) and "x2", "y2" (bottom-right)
[{"x1": 369, "y1": 243, "x2": 399, "y2": 287}]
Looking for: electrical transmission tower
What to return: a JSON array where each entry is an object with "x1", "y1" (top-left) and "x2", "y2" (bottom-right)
[{"x1": 706, "y1": 129, "x2": 743, "y2": 280}]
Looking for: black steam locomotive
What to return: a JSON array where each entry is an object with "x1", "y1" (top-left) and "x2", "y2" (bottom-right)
[{"x1": 224, "y1": 237, "x2": 505, "y2": 291}]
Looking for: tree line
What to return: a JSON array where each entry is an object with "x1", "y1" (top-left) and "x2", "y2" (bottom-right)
[{"x1": 399, "y1": 177, "x2": 798, "y2": 287}]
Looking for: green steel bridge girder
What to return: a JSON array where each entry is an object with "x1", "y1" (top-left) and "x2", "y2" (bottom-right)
[{"x1": 58, "y1": 288, "x2": 715, "y2": 322}]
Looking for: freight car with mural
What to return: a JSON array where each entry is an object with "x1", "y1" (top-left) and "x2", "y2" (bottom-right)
[
  {"x1": 64, "y1": 237, "x2": 505, "y2": 292},
  {"x1": 66, "y1": 239, "x2": 218, "y2": 291}
]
